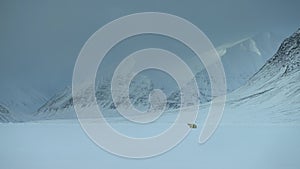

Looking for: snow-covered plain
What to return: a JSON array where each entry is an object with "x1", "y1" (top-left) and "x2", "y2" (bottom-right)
[{"x1": 1, "y1": 104, "x2": 300, "y2": 169}]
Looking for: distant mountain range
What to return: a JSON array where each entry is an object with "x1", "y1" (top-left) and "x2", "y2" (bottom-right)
[{"x1": 1, "y1": 30, "x2": 294, "y2": 122}]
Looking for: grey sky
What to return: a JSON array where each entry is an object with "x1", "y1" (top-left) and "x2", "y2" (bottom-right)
[{"x1": 0, "y1": 0, "x2": 299, "y2": 96}]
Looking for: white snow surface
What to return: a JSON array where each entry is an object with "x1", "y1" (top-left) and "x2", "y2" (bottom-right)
[{"x1": 1, "y1": 106, "x2": 300, "y2": 169}]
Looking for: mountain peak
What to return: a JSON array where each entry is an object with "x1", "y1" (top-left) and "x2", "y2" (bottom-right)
[
  {"x1": 230, "y1": 29, "x2": 300, "y2": 117},
  {"x1": 247, "y1": 28, "x2": 300, "y2": 86},
  {"x1": 268, "y1": 28, "x2": 300, "y2": 72}
]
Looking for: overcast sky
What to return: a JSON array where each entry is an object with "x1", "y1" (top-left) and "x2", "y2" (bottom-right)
[{"x1": 0, "y1": 0, "x2": 299, "y2": 96}]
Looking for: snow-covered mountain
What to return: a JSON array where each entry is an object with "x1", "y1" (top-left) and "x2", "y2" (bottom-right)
[
  {"x1": 214, "y1": 32, "x2": 281, "y2": 91},
  {"x1": 167, "y1": 32, "x2": 282, "y2": 106},
  {"x1": 0, "y1": 85, "x2": 48, "y2": 114},
  {"x1": 0, "y1": 32, "x2": 285, "y2": 122},
  {"x1": 37, "y1": 87, "x2": 73, "y2": 113},
  {"x1": 34, "y1": 32, "x2": 283, "y2": 120},
  {"x1": 0, "y1": 104, "x2": 15, "y2": 123},
  {"x1": 227, "y1": 28, "x2": 300, "y2": 123},
  {"x1": 36, "y1": 75, "x2": 156, "y2": 118}
]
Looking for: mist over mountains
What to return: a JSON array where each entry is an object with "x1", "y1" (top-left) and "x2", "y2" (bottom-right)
[{"x1": 2, "y1": 29, "x2": 299, "y2": 122}]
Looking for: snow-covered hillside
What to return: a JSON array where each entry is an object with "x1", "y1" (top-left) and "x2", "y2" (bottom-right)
[
  {"x1": 0, "y1": 104, "x2": 15, "y2": 123},
  {"x1": 167, "y1": 32, "x2": 282, "y2": 107},
  {"x1": 225, "y1": 28, "x2": 300, "y2": 123},
  {"x1": 0, "y1": 85, "x2": 48, "y2": 114}
]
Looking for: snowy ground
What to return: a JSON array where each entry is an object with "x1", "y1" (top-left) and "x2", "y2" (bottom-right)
[{"x1": 1, "y1": 103, "x2": 300, "y2": 169}]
